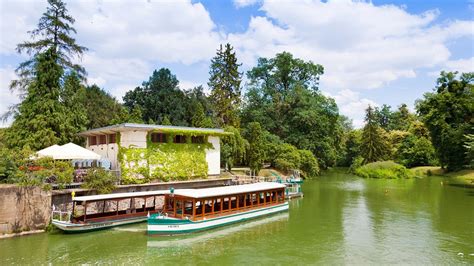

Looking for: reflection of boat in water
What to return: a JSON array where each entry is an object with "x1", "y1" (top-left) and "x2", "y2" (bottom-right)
[
  {"x1": 147, "y1": 212, "x2": 289, "y2": 248},
  {"x1": 148, "y1": 182, "x2": 288, "y2": 235}
]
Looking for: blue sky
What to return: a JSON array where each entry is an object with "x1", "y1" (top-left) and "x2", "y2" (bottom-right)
[{"x1": 1, "y1": 0, "x2": 473, "y2": 127}]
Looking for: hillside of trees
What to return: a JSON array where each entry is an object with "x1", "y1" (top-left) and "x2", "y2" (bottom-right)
[{"x1": 1, "y1": 0, "x2": 473, "y2": 184}]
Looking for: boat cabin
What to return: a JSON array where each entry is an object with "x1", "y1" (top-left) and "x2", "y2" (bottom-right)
[
  {"x1": 71, "y1": 191, "x2": 168, "y2": 224},
  {"x1": 163, "y1": 182, "x2": 286, "y2": 221}
]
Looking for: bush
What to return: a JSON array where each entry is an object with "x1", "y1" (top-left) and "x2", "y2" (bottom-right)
[
  {"x1": 82, "y1": 168, "x2": 117, "y2": 194},
  {"x1": 274, "y1": 144, "x2": 301, "y2": 172},
  {"x1": 298, "y1": 149, "x2": 320, "y2": 177},
  {"x1": 354, "y1": 161, "x2": 415, "y2": 179}
]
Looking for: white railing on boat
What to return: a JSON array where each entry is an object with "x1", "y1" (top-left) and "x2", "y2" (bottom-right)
[{"x1": 52, "y1": 210, "x2": 71, "y2": 222}]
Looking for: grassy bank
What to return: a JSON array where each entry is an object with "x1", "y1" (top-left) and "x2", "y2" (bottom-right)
[
  {"x1": 354, "y1": 161, "x2": 415, "y2": 179},
  {"x1": 410, "y1": 166, "x2": 474, "y2": 187}
]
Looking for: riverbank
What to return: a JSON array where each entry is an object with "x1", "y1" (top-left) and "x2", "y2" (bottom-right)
[{"x1": 410, "y1": 166, "x2": 474, "y2": 187}]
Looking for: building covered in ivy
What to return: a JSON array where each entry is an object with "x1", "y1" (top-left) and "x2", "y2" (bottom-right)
[{"x1": 79, "y1": 123, "x2": 228, "y2": 183}]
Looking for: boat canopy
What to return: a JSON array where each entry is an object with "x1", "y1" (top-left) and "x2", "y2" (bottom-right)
[
  {"x1": 173, "y1": 182, "x2": 286, "y2": 199},
  {"x1": 73, "y1": 190, "x2": 170, "y2": 202}
]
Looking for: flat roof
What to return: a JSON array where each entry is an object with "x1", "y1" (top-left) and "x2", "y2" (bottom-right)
[
  {"x1": 73, "y1": 190, "x2": 170, "y2": 202},
  {"x1": 173, "y1": 182, "x2": 286, "y2": 199},
  {"x1": 78, "y1": 123, "x2": 226, "y2": 136}
]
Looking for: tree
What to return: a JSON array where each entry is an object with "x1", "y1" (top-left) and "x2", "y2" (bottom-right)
[
  {"x1": 245, "y1": 122, "x2": 265, "y2": 174},
  {"x1": 339, "y1": 130, "x2": 362, "y2": 167},
  {"x1": 298, "y1": 149, "x2": 320, "y2": 177},
  {"x1": 396, "y1": 135, "x2": 436, "y2": 168},
  {"x1": 242, "y1": 52, "x2": 340, "y2": 169},
  {"x1": 81, "y1": 85, "x2": 128, "y2": 129},
  {"x1": 208, "y1": 43, "x2": 242, "y2": 127},
  {"x1": 123, "y1": 68, "x2": 189, "y2": 125},
  {"x1": 9, "y1": 0, "x2": 87, "y2": 97},
  {"x1": 416, "y1": 71, "x2": 474, "y2": 171},
  {"x1": 360, "y1": 105, "x2": 390, "y2": 164},
  {"x1": 374, "y1": 104, "x2": 392, "y2": 130},
  {"x1": 465, "y1": 133, "x2": 474, "y2": 168},
  {"x1": 390, "y1": 104, "x2": 416, "y2": 130},
  {"x1": 221, "y1": 126, "x2": 247, "y2": 171},
  {"x1": 6, "y1": 48, "x2": 67, "y2": 150},
  {"x1": 61, "y1": 72, "x2": 88, "y2": 144}
]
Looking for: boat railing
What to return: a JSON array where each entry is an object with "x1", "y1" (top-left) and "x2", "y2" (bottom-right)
[
  {"x1": 232, "y1": 175, "x2": 278, "y2": 184},
  {"x1": 52, "y1": 210, "x2": 71, "y2": 222}
]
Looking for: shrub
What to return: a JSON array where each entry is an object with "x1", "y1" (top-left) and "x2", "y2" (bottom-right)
[
  {"x1": 298, "y1": 149, "x2": 320, "y2": 177},
  {"x1": 82, "y1": 168, "x2": 117, "y2": 194},
  {"x1": 354, "y1": 161, "x2": 414, "y2": 179},
  {"x1": 274, "y1": 143, "x2": 301, "y2": 172}
]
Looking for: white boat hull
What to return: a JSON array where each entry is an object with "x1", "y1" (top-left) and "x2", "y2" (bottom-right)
[{"x1": 148, "y1": 202, "x2": 289, "y2": 235}]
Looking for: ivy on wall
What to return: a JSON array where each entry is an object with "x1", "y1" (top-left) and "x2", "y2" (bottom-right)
[{"x1": 118, "y1": 131, "x2": 218, "y2": 184}]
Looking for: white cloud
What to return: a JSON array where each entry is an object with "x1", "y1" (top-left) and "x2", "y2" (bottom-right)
[{"x1": 233, "y1": 0, "x2": 260, "y2": 8}]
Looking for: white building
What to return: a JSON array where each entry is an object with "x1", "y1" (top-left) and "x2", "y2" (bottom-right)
[{"x1": 79, "y1": 123, "x2": 226, "y2": 180}]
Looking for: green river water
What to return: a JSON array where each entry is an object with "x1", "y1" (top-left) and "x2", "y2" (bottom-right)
[{"x1": 1, "y1": 169, "x2": 473, "y2": 265}]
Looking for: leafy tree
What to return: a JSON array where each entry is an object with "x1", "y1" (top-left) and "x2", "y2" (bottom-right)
[
  {"x1": 390, "y1": 104, "x2": 416, "y2": 130},
  {"x1": 81, "y1": 85, "x2": 128, "y2": 129},
  {"x1": 161, "y1": 116, "x2": 172, "y2": 125},
  {"x1": 298, "y1": 149, "x2": 320, "y2": 177},
  {"x1": 245, "y1": 122, "x2": 265, "y2": 174},
  {"x1": 274, "y1": 143, "x2": 301, "y2": 172},
  {"x1": 360, "y1": 105, "x2": 390, "y2": 164},
  {"x1": 208, "y1": 43, "x2": 242, "y2": 127},
  {"x1": 464, "y1": 133, "x2": 474, "y2": 168},
  {"x1": 396, "y1": 135, "x2": 437, "y2": 168},
  {"x1": 82, "y1": 168, "x2": 117, "y2": 194},
  {"x1": 262, "y1": 132, "x2": 284, "y2": 167},
  {"x1": 9, "y1": 0, "x2": 87, "y2": 97},
  {"x1": 374, "y1": 104, "x2": 392, "y2": 130},
  {"x1": 242, "y1": 53, "x2": 341, "y2": 169},
  {"x1": 416, "y1": 71, "x2": 474, "y2": 171},
  {"x1": 123, "y1": 68, "x2": 189, "y2": 125},
  {"x1": 221, "y1": 126, "x2": 247, "y2": 171},
  {"x1": 6, "y1": 49, "x2": 67, "y2": 150},
  {"x1": 339, "y1": 130, "x2": 362, "y2": 167}
]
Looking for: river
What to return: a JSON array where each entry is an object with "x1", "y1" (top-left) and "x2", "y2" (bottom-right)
[{"x1": 1, "y1": 169, "x2": 473, "y2": 264}]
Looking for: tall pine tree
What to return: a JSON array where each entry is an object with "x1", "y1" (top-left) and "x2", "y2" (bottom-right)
[
  {"x1": 361, "y1": 105, "x2": 390, "y2": 164},
  {"x1": 6, "y1": 49, "x2": 66, "y2": 150},
  {"x1": 208, "y1": 43, "x2": 242, "y2": 127}
]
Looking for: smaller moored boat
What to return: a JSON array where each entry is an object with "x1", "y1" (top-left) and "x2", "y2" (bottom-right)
[
  {"x1": 147, "y1": 182, "x2": 288, "y2": 235},
  {"x1": 52, "y1": 190, "x2": 168, "y2": 233}
]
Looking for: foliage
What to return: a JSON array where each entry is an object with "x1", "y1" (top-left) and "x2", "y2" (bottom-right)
[
  {"x1": 82, "y1": 168, "x2": 117, "y2": 194},
  {"x1": 7, "y1": 0, "x2": 87, "y2": 116},
  {"x1": 123, "y1": 68, "x2": 190, "y2": 126},
  {"x1": 274, "y1": 143, "x2": 301, "y2": 172},
  {"x1": 6, "y1": 49, "x2": 67, "y2": 150},
  {"x1": 0, "y1": 147, "x2": 73, "y2": 187},
  {"x1": 242, "y1": 52, "x2": 340, "y2": 169},
  {"x1": 396, "y1": 135, "x2": 437, "y2": 168},
  {"x1": 61, "y1": 72, "x2": 88, "y2": 143},
  {"x1": 262, "y1": 132, "x2": 284, "y2": 167},
  {"x1": 208, "y1": 43, "x2": 242, "y2": 127},
  {"x1": 298, "y1": 149, "x2": 320, "y2": 177},
  {"x1": 354, "y1": 161, "x2": 415, "y2": 179},
  {"x1": 464, "y1": 133, "x2": 474, "y2": 168},
  {"x1": 245, "y1": 122, "x2": 265, "y2": 174},
  {"x1": 221, "y1": 126, "x2": 247, "y2": 171},
  {"x1": 360, "y1": 106, "x2": 391, "y2": 164},
  {"x1": 119, "y1": 133, "x2": 213, "y2": 183},
  {"x1": 338, "y1": 130, "x2": 362, "y2": 167},
  {"x1": 80, "y1": 84, "x2": 129, "y2": 129},
  {"x1": 416, "y1": 71, "x2": 474, "y2": 171}
]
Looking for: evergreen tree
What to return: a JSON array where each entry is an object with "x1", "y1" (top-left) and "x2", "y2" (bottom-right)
[
  {"x1": 208, "y1": 43, "x2": 242, "y2": 127},
  {"x1": 10, "y1": 0, "x2": 87, "y2": 96},
  {"x1": 81, "y1": 85, "x2": 128, "y2": 129},
  {"x1": 6, "y1": 49, "x2": 66, "y2": 150},
  {"x1": 360, "y1": 105, "x2": 390, "y2": 164},
  {"x1": 245, "y1": 122, "x2": 265, "y2": 174},
  {"x1": 61, "y1": 72, "x2": 88, "y2": 144}
]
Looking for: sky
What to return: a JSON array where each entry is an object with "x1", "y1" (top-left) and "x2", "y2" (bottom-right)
[{"x1": 0, "y1": 0, "x2": 473, "y2": 128}]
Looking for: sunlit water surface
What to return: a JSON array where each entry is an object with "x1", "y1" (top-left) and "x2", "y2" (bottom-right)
[{"x1": 1, "y1": 170, "x2": 473, "y2": 264}]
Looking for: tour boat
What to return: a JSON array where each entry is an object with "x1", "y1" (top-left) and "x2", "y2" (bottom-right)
[
  {"x1": 147, "y1": 182, "x2": 288, "y2": 235},
  {"x1": 52, "y1": 190, "x2": 168, "y2": 233}
]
